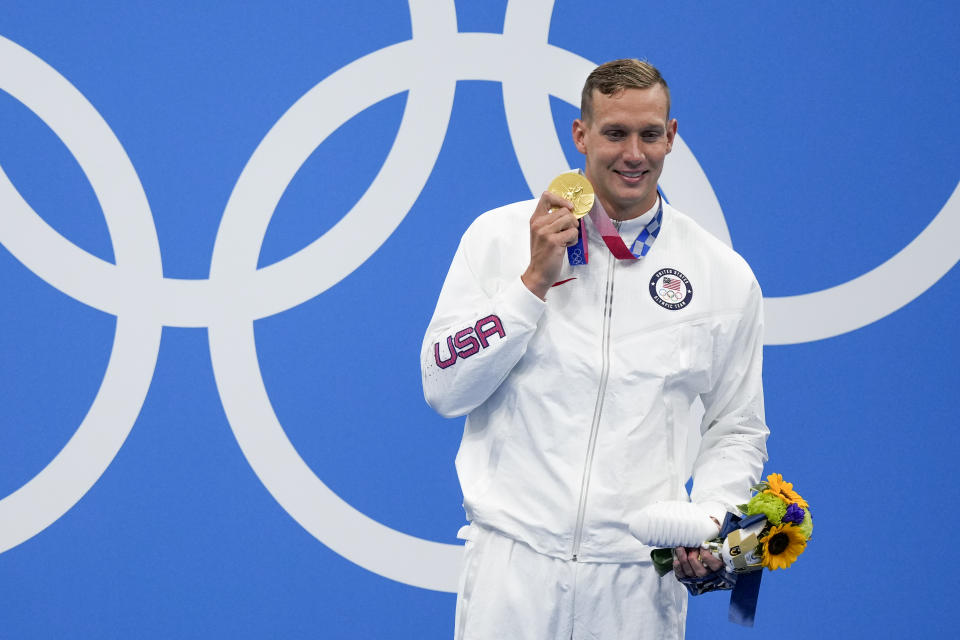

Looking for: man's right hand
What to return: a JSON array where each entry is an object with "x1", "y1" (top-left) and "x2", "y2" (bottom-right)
[{"x1": 521, "y1": 191, "x2": 579, "y2": 300}]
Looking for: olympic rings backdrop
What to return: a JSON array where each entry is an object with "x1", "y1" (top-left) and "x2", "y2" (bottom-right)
[{"x1": 1, "y1": 1, "x2": 958, "y2": 637}]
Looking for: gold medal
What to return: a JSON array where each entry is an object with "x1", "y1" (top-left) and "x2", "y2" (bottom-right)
[{"x1": 547, "y1": 172, "x2": 594, "y2": 219}]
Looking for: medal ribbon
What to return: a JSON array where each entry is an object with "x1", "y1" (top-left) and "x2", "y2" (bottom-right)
[
  {"x1": 721, "y1": 512, "x2": 767, "y2": 628},
  {"x1": 566, "y1": 197, "x2": 663, "y2": 266}
]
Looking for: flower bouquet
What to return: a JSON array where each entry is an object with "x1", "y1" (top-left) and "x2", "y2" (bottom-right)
[
  {"x1": 717, "y1": 473, "x2": 813, "y2": 572},
  {"x1": 630, "y1": 473, "x2": 812, "y2": 626}
]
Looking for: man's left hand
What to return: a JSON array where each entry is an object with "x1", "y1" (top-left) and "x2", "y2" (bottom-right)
[{"x1": 673, "y1": 547, "x2": 724, "y2": 579}]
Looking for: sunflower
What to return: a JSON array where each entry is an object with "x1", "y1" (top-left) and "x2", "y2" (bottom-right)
[
  {"x1": 759, "y1": 524, "x2": 807, "y2": 570},
  {"x1": 763, "y1": 473, "x2": 808, "y2": 509}
]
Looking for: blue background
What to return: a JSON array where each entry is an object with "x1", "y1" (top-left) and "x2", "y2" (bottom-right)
[{"x1": 1, "y1": 1, "x2": 958, "y2": 637}]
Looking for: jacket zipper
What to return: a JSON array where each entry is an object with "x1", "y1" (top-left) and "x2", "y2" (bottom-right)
[{"x1": 571, "y1": 231, "x2": 617, "y2": 561}]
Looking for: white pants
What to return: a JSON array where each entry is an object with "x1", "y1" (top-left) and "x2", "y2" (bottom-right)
[{"x1": 454, "y1": 525, "x2": 687, "y2": 639}]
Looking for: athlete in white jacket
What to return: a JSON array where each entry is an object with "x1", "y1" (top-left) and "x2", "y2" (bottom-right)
[{"x1": 422, "y1": 59, "x2": 768, "y2": 639}]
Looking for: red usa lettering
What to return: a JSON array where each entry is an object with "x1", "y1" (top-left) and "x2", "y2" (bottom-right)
[{"x1": 433, "y1": 314, "x2": 505, "y2": 369}]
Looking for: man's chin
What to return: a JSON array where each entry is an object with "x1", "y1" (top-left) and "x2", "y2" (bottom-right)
[{"x1": 606, "y1": 191, "x2": 654, "y2": 213}]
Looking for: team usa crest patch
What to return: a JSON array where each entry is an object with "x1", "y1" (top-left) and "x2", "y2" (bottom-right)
[{"x1": 649, "y1": 268, "x2": 693, "y2": 310}]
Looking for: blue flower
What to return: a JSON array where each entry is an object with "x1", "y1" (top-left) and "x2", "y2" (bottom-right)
[{"x1": 783, "y1": 503, "x2": 805, "y2": 525}]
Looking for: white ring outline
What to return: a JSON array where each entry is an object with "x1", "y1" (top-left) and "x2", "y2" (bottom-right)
[
  {"x1": 762, "y1": 181, "x2": 960, "y2": 344},
  {"x1": 0, "y1": 36, "x2": 163, "y2": 554},
  {"x1": 208, "y1": 1, "x2": 465, "y2": 592}
]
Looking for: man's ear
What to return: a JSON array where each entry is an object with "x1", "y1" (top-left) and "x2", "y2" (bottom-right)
[
  {"x1": 572, "y1": 118, "x2": 588, "y2": 154},
  {"x1": 665, "y1": 118, "x2": 678, "y2": 154}
]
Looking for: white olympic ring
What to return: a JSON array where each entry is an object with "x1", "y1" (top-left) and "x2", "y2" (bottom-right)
[
  {"x1": 1, "y1": 0, "x2": 958, "y2": 594},
  {"x1": 0, "y1": 34, "x2": 164, "y2": 557}
]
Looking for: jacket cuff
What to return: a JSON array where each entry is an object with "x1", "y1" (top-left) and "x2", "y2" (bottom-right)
[
  {"x1": 698, "y1": 501, "x2": 730, "y2": 534},
  {"x1": 503, "y1": 277, "x2": 546, "y2": 327}
]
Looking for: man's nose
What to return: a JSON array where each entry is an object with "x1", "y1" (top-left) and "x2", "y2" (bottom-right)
[{"x1": 623, "y1": 135, "x2": 644, "y2": 164}]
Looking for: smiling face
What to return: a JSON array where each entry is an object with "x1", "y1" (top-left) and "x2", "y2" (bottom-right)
[{"x1": 572, "y1": 86, "x2": 677, "y2": 220}]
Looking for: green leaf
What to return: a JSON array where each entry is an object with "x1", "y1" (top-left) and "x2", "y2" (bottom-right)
[{"x1": 650, "y1": 548, "x2": 675, "y2": 578}]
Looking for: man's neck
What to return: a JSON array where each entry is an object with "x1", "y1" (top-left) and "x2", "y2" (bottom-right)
[{"x1": 599, "y1": 194, "x2": 660, "y2": 222}]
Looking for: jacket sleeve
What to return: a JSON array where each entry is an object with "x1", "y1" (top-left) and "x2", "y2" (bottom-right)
[
  {"x1": 421, "y1": 219, "x2": 545, "y2": 418},
  {"x1": 690, "y1": 278, "x2": 770, "y2": 522}
]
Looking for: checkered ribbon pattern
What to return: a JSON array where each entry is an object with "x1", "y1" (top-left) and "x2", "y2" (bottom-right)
[{"x1": 566, "y1": 197, "x2": 663, "y2": 266}]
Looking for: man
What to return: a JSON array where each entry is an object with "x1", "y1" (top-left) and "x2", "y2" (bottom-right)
[{"x1": 421, "y1": 59, "x2": 768, "y2": 639}]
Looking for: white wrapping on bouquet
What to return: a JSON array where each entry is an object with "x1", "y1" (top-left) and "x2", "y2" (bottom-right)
[{"x1": 628, "y1": 501, "x2": 720, "y2": 548}]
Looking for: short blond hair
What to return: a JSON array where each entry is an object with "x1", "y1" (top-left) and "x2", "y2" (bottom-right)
[{"x1": 580, "y1": 58, "x2": 671, "y2": 122}]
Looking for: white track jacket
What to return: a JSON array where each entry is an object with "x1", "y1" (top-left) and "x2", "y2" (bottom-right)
[{"x1": 422, "y1": 198, "x2": 769, "y2": 563}]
